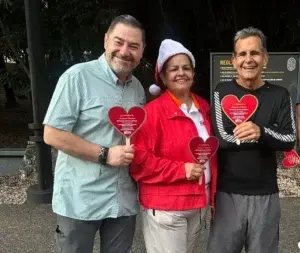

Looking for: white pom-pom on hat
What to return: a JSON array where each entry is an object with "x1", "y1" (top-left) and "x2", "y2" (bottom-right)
[{"x1": 149, "y1": 84, "x2": 162, "y2": 96}]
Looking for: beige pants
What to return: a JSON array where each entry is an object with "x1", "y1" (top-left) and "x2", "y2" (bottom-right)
[{"x1": 141, "y1": 188, "x2": 210, "y2": 253}]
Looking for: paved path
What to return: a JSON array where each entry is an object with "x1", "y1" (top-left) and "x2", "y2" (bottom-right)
[{"x1": 0, "y1": 198, "x2": 299, "y2": 253}]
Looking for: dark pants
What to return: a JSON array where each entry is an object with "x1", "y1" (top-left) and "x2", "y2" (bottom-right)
[
  {"x1": 55, "y1": 214, "x2": 136, "y2": 253},
  {"x1": 207, "y1": 192, "x2": 281, "y2": 253}
]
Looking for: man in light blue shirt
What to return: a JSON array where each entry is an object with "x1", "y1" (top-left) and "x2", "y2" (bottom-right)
[{"x1": 43, "y1": 14, "x2": 146, "y2": 253}]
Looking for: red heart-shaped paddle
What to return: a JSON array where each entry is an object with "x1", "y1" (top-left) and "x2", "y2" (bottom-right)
[
  {"x1": 282, "y1": 149, "x2": 300, "y2": 169},
  {"x1": 221, "y1": 94, "x2": 258, "y2": 125},
  {"x1": 188, "y1": 136, "x2": 219, "y2": 164},
  {"x1": 108, "y1": 106, "x2": 146, "y2": 138}
]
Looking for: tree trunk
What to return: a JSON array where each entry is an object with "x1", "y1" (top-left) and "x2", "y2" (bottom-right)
[
  {"x1": 4, "y1": 83, "x2": 18, "y2": 108},
  {"x1": 0, "y1": 54, "x2": 18, "y2": 108}
]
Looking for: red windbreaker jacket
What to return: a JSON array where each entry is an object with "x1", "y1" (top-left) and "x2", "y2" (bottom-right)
[{"x1": 130, "y1": 91, "x2": 218, "y2": 211}]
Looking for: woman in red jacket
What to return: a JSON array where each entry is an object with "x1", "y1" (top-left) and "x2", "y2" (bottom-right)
[{"x1": 130, "y1": 39, "x2": 217, "y2": 253}]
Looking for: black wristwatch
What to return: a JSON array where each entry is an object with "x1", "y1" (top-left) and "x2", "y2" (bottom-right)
[{"x1": 98, "y1": 146, "x2": 109, "y2": 165}]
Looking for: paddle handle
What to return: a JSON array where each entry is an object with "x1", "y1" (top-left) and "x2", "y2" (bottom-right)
[
  {"x1": 125, "y1": 137, "x2": 130, "y2": 146},
  {"x1": 198, "y1": 164, "x2": 206, "y2": 185},
  {"x1": 198, "y1": 176, "x2": 203, "y2": 185}
]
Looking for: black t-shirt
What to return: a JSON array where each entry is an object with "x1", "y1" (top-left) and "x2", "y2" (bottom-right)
[{"x1": 211, "y1": 79, "x2": 296, "y2": 195}]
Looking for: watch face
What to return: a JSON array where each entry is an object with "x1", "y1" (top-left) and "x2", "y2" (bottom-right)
[
  {"x1": 98, "y1": 147, "x2": 107, "y2": 164},
  {"x1": 98, "y1": 151, "x2": 103, "y2": 163}
]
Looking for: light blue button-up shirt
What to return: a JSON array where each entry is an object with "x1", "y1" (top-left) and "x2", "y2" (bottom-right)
[{"x1": 43, "y1": 53, "x2": 146, "y2": 220}]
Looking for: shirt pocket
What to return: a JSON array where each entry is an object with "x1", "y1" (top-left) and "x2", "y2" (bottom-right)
[{"x1": 80, "y1": 97, "x2": 116, "y2": 123}]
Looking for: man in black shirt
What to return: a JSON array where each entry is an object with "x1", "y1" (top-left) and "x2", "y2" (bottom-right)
[{"x1": 207, "y1": 27, "x2": 296, "y2": 253}]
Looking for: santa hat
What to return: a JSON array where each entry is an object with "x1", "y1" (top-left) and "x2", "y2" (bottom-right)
[{"x1": 149, "y1": 39, "x2": 196, "y2": 96}]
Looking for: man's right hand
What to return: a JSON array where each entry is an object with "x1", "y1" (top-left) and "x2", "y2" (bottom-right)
[
  {"x1": 106, "y1": 144, "x2": 134, "y2": 167},
  {"x1": 185, "y1": 163, "x2": 204, "y2": 180}
]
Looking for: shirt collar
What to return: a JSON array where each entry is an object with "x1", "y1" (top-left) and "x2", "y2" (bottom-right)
[
  {"x1": 180, "y1": 102, "x2": 199, "y2": 113},
  {"x1": 167, "y1": 90, "x2": 200, "y2": 110}
]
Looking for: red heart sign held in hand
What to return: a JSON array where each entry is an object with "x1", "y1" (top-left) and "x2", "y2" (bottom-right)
[
  {"x1": 108, "y1": 106, "x2": 146, "y2": 138},
  {"x1": 188, "y1": 136, "x2": 219, "y2": 165},
  {"x1": 282, "y1": 149, "x2": 300, "y2": 169},
  {"x1": 221, "y1": 94, "x2": 258, "y2": 125}
]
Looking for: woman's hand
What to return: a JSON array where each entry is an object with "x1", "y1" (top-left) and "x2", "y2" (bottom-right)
[{"x1": 184, "y1": 163, "x2": 204, "y2": 180}]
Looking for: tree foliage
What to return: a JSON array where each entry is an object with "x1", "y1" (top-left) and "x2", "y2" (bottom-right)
[
  {"x1": 1, "y1": 0, "x2": 300, "y2": 101},
  {"x1": 0, "y1": 0, "x2": 125, "y2": 99}
]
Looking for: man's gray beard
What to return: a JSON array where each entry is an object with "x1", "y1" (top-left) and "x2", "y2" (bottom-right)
[
  {"x1": 112, "y1": 65, "x2": 131, "y2": 76},
  {"x1": 110, "y1": 62, "x2": 133, "y2": 77}
]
